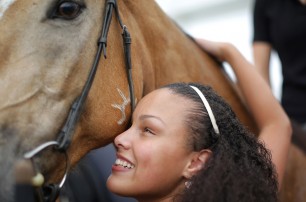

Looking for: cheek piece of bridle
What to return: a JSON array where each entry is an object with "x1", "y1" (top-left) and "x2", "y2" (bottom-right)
[{"x1": 22, "y1": 0, "x2": 135, "y2": 201}]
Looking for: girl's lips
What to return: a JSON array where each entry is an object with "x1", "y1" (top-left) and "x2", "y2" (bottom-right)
[{"x1": 111, "y1": 164, "x2": 132, "y2": 172}]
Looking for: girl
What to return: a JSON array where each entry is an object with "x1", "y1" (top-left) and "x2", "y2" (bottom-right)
[{"x1": 106, "y1": 40, "x2": 291, "y2": 202}]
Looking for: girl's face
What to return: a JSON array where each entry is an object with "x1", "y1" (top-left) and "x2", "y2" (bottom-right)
[{"x1": 107, "y1": 88, "x2": 196, "y2": 201}]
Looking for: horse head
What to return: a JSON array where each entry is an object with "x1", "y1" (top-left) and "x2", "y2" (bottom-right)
[{"x1": 0, "y1": 1, "x2": 142, "y2": 197}]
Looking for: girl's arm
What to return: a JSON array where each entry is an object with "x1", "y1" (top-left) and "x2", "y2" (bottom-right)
[
  {"x1": 253, "y1": 42, "x2": 272, "y2": 85},
  {"x1": 196, "y1": 39, "x2": 292, "y2": 187}
]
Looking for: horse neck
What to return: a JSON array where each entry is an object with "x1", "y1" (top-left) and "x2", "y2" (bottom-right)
[
  {"x1": 121, "y1": 0, "x2": 209, "y2": 93},
  {"x1": 119, "y1": 1, "x2": 258, "y2": 133},
  {"x1": 123, "y1": 0, "x2": 184, "y2": 53}
]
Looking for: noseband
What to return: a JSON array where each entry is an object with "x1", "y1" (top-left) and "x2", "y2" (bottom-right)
[{"x1": 23, "y1": 0, "x2": 135, "y2": 201}]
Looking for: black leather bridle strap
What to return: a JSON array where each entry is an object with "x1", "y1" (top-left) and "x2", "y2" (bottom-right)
[
  {"x1": 122, "y1": 26, "x2": 136, "y2": 110},
  {"x1": 99, "y1": 0, "x2": 135, "y2": 109},
  {"x1": 56, "y1": 0, "x2": 135, "y2": 151},
  {"x1": 99, "y1": 0, "x2": 116, "y2": 58}
]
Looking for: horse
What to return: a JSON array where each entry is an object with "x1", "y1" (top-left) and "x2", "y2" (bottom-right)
[{"x1": 0, "y1": 0, "x2": 305, "y2": 201}]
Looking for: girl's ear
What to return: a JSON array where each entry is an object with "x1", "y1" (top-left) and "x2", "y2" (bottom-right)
[{"x1": 182, "y1": 149, "x2": 212, "y2": 179}]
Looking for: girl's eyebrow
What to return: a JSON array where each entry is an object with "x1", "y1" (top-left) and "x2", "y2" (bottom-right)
[{"x1": 139, "y1": 114, "x2": 166, "y2": 126}]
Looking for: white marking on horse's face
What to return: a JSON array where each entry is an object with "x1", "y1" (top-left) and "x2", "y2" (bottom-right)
[
  {"x1": 0, "y1": 0, "x2": 16, "y2": 19},
  {"x1": 111, "y1": 88, "x2": 131, "y2": 125}
]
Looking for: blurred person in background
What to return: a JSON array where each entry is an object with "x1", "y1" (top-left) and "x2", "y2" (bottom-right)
[{"x1": 252, "y1": 0, "x2": 306, "y2": 151}]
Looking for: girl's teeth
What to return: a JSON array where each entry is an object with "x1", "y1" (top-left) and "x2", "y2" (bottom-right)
[{"x1": 115, "y1": 158, "x2": 135, "y2": 168}]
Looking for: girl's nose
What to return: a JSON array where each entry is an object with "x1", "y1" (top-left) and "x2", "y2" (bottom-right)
[{"x1": 114, "y1": 127, "x2": 133, "y2": 150}]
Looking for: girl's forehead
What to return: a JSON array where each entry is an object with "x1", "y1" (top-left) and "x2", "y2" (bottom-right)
[
  {"x1": 139, "y1": 88, "x2": 186, "y2": 109},
  {"x1": 134, "y1": 89, "x2": 192, "y2": 121}
]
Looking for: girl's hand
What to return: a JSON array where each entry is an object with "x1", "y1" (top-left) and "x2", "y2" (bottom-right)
[{"x1": 196, "y1": 39, "x2": 235, "y2": 62}]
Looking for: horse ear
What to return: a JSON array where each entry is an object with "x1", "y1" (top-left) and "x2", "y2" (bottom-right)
[{"x1": 182, "y1": 149, "x2": 212, "y2": 179}]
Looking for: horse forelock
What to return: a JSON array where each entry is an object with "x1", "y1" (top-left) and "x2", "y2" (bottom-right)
[{"x1": 0, "y1": 0, "x2": 16, "y2": 19}]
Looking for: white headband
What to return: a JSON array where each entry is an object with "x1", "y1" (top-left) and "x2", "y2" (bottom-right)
[{"x1": 189, "y1": 85, "x2": 220, "y2": 135}]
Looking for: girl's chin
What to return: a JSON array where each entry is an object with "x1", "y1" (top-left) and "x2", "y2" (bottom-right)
[
  {"x1": 106, "y1": 175, "x2": 115, "y2": 191},
  {"x1": 106, "y1": 176, "x2": 133, "y2": 196}
]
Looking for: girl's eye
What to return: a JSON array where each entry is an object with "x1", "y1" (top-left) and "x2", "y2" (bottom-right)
[{"x1": 144, "y1": 127, "x2": 155, "y2": 135}]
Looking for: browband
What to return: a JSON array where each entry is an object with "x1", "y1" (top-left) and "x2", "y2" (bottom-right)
[{"x1": 189, "y1": 85, "x2": 220, "y2": 135}]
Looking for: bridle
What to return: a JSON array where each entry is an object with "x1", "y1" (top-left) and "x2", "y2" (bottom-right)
[
  {"x1": 23, "y1": 0, "x2": 135, "y2": 201},
  {"x1": 56, "y1": 0, "x2": 135, "y2": 152}
]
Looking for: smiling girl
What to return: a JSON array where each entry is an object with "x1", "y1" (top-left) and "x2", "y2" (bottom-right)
[{"x1": 106, "y1": 40, "x2": 291, "y2": 202}]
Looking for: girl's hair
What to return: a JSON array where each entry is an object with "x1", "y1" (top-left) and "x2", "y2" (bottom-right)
[{"x1": 163, "y1": 82, "x2": 278, "y2": 202}]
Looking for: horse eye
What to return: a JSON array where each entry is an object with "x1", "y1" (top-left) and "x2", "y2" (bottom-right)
[{"x1": 51, "y1": 1, "x2": 84, "y2": 20}]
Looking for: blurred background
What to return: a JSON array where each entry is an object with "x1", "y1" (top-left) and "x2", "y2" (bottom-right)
[{"x1": 155, "y1": 0, "x2": 282, "y2": 100}]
